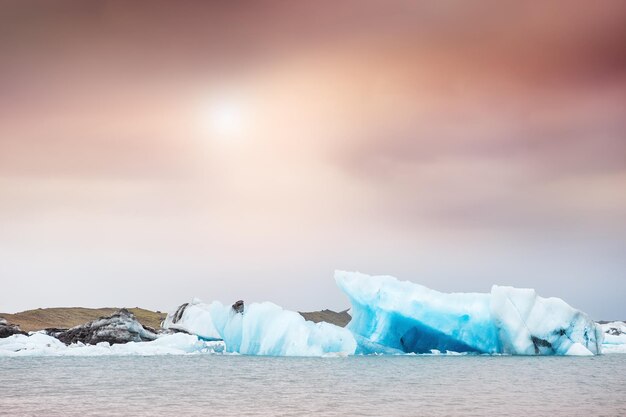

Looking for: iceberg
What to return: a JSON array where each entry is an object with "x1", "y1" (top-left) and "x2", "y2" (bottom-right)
[
  {"x1": 163, "y1": 299, "x2": 356, "y2": 356},
  {"x1": 0, "y1": 332, "x2": 224, "y2": 357},
  {"x1": 490, "y1": 285, "x2": 603, "y2": 355},
  {"x1": 161, "y1": 272, "x2": 604, "y2": 356},
  {"x1": 600, "y1": 321, "x2": 626, "y2": 354},
  {"x1": 2, "y1": 272, "x2": 607, "y2": 357},
  {"x1": 335, "y1": 271, "x2": 499, "y2": 354},
  {"x1": 336, "y1": 271, "x2": 603, "y2": 356},
  {"x1": 162, "y1": 299, "x2": 222, "y2": 340}
]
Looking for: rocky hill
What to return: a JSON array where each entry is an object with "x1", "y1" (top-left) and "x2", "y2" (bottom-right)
[
  {"x1": 0, "y1": 307, "x2": 166, "y2": 332},
  {"x1": 0, "y1": 307, "x2": 351, "y2": 332},
  {"x1": 299, "y1": 309, "x2": 351, "y2": 327}
]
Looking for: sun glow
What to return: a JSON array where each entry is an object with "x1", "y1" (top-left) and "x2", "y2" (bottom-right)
[{"x1": 197, "y1": 96, "x2": 247, "y2": 140}]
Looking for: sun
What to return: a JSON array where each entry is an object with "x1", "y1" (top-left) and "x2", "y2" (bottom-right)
[
  {"x1": 209, "y1": 100, "x2": 243, "y2": 137},
  {"x1": 197, "y1": 96, "x2": 247, "y2": 140}
]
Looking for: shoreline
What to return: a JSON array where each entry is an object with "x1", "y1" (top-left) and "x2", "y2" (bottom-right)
[{"x1": 0, "y1": 306, "x2": 352, "y2": 332}]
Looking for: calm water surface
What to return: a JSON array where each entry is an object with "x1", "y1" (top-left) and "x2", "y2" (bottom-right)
[{"x1": 1, "y1": 355, "x2": 625, "y2": 416}]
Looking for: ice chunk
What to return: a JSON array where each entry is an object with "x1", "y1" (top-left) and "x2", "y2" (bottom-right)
[
  {"x1": 162, "y1": 300, "x2": 221, "y2": 340},
  {"x1": 0, "y1": 333, "x2": 66, "y2": 356},
  {"x1": 165, "y1": 299, "x2": 356, "y2": 356},
  {"x1": 226, "y1": 301, "x2": 355, "y2": 356},
  {"x1": 0, "y1": 332, "x2": 224, "y2": 357},
  {"x1": 352, "y1": 333, "x2": 405, "y2": 355},
  {"x1": 601, "y1": 343, "x2": 626, "y2": 354},
  {"x1": 335, "y1": 271, "x2": 500, "y2": 354},
  {"x1": 600, "y1": 321, "x2": 626, "y2": 354},
  {"x1": 600, "y1": 321, "x2": 626, "y2": 345},
  {"x1": 336, "y1": 270, "x2": 603, "y2": 355},
  {"x1": 564, "y1": 343, "x2": 594, "y2": 356},
  {"x1": 490, "y1": 286, "x2": 602, "y2": 355}
]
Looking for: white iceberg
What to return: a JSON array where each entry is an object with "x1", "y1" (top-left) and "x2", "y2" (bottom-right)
[
  {"x1": 162, "y1": 299, "x2": 222, "y2": 340},
  {"x1": 336, "y1": 271, "x2": 603, "y2": 356},
  {"x1": 163, "y1": 299, "x2": 356, "y2": 356},
  {"x1": 600, "y1": 321, "x2": 626, "y2": 354},
  {"x1": 0, "y1": 332, "x2": 224, "y2": 357},
  {"x1": 490, "y1": 285, "x2": 603, "y2": 355}
]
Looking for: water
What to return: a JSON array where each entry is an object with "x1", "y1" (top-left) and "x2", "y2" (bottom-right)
[{"x1": 1, "y1": 355, "x2": 625, "y2": 416}]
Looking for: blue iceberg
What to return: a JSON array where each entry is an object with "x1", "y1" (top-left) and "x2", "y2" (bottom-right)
[
  {"x1": 162, "y1": 271, "x2": 603, "y2": 356},
  {"x1": 336, "y1": 271, "x2": 603, "y2": 356}
]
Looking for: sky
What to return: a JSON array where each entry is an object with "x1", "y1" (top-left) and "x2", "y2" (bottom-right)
[{"x1": 1, "y1": 1, "x2": 625, "y2": 319}]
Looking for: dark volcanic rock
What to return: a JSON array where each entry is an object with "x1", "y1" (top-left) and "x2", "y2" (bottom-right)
[
  {"x1": 159, "y1": 327, "x2": 192, "y2": 336},
  {"x1": 55, "y1": 309, "x2": 157, "y2": 345},
  {"x1": 605, "y1": 325, "x2": 625, "y2": 336},
  {"x1": 531, "y1": 335, "x2": 554, "y2": 355},
  {"x1": 0, "y1": 318, "x2": 27, "y2": 338},
  {"x1": 232, "y1": 300, "x2": 244, "y2": 314},
  {"x1": 44, "y1": 328, "x2": 68, "y2": 338},
  {"x1": 171, "y1": 303, "x2": 189, "y2": 324}
]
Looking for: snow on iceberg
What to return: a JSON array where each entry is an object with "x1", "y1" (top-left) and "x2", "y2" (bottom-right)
[
  {"x1": 163, "y1": 299, "x2": 356, "y2": 356},
  {"x1": 0, "y1": 332, "x2": 224, "y2": 357},
  {"x1": 336, "y1": 271, "x2": 603, "y2": 356},
  {"x1": 600, "y1": 322, "x2": 626, "y2": 354}
]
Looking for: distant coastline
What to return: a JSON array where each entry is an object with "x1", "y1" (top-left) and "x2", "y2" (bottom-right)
[{"x1": 0, "y1": 306, "x2": 352, "y2": 332}]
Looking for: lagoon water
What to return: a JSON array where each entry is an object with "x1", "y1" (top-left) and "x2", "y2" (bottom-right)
[{"x1": 1, "y1": 354, "x2": 625, "y2": 417}]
